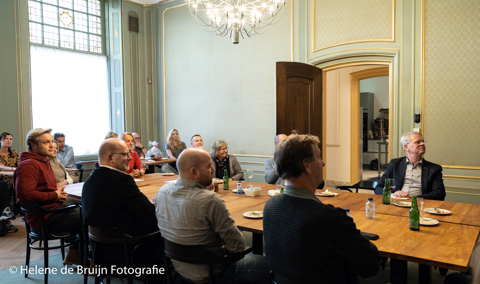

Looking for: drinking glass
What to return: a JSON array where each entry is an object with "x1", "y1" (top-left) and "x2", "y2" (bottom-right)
[
  {"x1": 417, "y1": 197, "x2": 424, "y2": 215},
  {"x1": 388, "y1": 178, "x2": 396, "y2": 192},
  {"x1": 246, "y1": 169, "x2": 254, "y2": 187}
]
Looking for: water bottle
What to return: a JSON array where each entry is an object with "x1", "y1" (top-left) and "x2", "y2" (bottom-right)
[
  {"x1": 366, "y1": 198, "x2": 375, "y2": 219},
  {"x1": 344, "y1": 209, "x2": 352, "y2": 218}
]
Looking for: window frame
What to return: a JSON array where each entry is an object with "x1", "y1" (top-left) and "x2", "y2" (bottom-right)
[{"x1": 28, "y1": 0, "x2": 107, "y2": 56}]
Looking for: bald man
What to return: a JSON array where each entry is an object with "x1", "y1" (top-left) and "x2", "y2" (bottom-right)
[
  {"x1": 264, "y1": 134, "x2": 287, "y2": 185},
  {"x1": 155, "y1": 148, "x2": 270, "y2": 284},
  {"x1": 82, "y1": 139, "x2": 162, "y2": 276}
]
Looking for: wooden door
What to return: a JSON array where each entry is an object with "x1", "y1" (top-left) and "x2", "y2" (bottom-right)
[{"x1": 276, "y1": 62, "x2": 323, "y2": 141}]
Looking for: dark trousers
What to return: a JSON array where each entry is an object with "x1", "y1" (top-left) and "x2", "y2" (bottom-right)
[{"x1": 0, "y1": 181, "x2": 11, "y2": 211}]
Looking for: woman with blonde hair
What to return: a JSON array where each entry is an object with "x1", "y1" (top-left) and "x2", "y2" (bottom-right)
[
  {"x1": 105, "y1": 131, "x2": 118, "y2": 139},
  {"x1": 162, "y1": 129, "x2": 187, "y2": 174},
  {"x1": 210, "y1": 140, "x2": 243, "y2": 181},
  {"x1": 118, "y1": 132, "x2": 144, "y2": 178}
]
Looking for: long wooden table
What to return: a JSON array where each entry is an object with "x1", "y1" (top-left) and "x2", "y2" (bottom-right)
[{"x1": 65, "y1": 174, "x2": 480, "y2": 283}]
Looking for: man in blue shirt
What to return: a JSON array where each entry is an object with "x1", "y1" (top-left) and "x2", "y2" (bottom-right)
[{"x1": 54, "y1": 133, "x2": 78, "y2": 183}]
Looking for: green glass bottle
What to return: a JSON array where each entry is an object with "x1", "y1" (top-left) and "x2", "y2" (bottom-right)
[
  {"x1": 409, "y1": 196, "x2": 420, "y2": 231},
  {"x1": 280, "y1": 187, "x2": 284, "y2": 194},
  {"x1": 223, "y1": 169, "x2": 229, "y2": 190},
  {"x1": 382, "y1": 178, "x2": 390, "y2": 204}
]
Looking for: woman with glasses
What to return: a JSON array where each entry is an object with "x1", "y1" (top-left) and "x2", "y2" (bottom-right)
[
  {"x1": 210, "y1": 140, "x2": 243, "y2": 181},
  {"x1": 118, "y1": 132, "x2": 144, "y2": 178}
]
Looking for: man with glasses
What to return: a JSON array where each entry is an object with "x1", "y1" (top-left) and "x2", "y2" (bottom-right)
[
  {"x1": 82, "y1": 138, "x2": 162, "y2": 278},
  {"x1": 374, "y1": 132, "x2": 446, "y2": 200},
  {"x1": 132, "y1": 132, "x2": 147, "y2": 158}
]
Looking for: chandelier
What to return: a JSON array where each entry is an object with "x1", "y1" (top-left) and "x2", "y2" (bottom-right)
[{"x1": 185, "y1": 0, "x2": 287, "y2": 44}]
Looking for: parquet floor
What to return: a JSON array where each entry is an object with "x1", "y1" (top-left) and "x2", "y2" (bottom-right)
[{"x1": 0, "y1": 216, "x2": 63, "y2": 270}]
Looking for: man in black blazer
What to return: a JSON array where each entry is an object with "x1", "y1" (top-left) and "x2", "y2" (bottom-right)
[
  {"x1": 374, "y1": 132, "x2": 446, "y2": 200},
  {"x1": 82, "y1": 138, "x2": 162, "y2": 278}
]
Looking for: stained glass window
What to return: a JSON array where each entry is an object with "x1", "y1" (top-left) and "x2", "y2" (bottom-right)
[{"x1": 28, "y1": 0, "x2": 104, "y2": 54}]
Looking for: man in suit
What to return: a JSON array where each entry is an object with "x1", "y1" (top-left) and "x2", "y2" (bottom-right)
[
  {"x1": 264, "y1": 134, "x2": 287, "y2": 185},
  {"x1": 82, "y1": 138, "x2": 162, "y2": 279},
  {"x1": 374, "y1": 132, "x2": 446, "y2": 200},
  {"x1": 263, "y1": 134, "x2": 379, "y2": 282}
]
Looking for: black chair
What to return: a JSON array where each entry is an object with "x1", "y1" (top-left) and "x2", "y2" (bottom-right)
[
  {"x1": 76, "y1": 163, "x2": 84, "y2": 182},
  {"x1": 271, "y1": 271, "x2": 313, "y2": 284},
  {"x1": 87, "y1": 226, "x2": 161, "y2": 284},
  {"x1": 21, "y1": 203, "x2": 82, "y2": 284},
  {"x1": 163, "y1": 239, "x2": 252, "y2": 284},
  {"x1": 335, "y1": 180, "x2": 378, "y2": 193}
]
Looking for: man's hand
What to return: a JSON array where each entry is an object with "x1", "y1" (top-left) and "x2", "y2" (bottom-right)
[
  {"x1": 392, "y1": 191, "x2": 410, "y2": 198},
  {"x1": 55, "y1": 186, "x2": 68, "y2": 202}
]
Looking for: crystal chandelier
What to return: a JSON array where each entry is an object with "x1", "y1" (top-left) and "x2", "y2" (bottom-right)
[{"x1": 185, "y1": 0, "x2": 287, "y2": 44}]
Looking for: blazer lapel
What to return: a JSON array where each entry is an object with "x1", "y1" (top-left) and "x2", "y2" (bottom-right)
[
  {"x1": 396, "y1": 158, "x2": 407, "y2": 191},
  {"x1": 421, "y1": 160, "x2": 429, "y2": 194}
]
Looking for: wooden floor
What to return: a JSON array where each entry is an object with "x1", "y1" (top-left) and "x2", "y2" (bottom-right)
[{"x1": 0, "y1": 215, "x2": 64, "y2": 270}]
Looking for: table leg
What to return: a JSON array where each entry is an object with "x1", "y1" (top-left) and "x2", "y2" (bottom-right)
[
  {"x1": 419, "y1": 264, "x2": 432, "y2": 284},
  {"x1": 252, "y1": 233, "x2": 263, "y2": 255},
  {"x1": 390, "y1": 258, "x2": 407, "y2": 284}
]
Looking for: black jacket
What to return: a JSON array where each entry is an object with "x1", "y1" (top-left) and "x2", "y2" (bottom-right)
[{"x1": 374, "y1": 157, "x2": 446, "y2": 200}]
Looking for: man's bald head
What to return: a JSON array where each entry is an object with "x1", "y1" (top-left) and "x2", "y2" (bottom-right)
[
  {"x1": 177, "y1": 148, "x2": 214, "y2": 186},
  {"x1": 275, "y1": 134, "x2": 287, "y2": 146},
  {"x1": 99, "y1": 138, "x2": 131, "y2": 171}
]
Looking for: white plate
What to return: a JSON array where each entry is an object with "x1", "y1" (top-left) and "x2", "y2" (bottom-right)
[
  {"x1": 391, "y1": 196, "x2": 410, "y2": 200},
  {"x1": 232, "y1": 189, "x2": 244, "y2": 194},
  {"x1": 420, "y1": 217, "x2": 440, "y2": 226},
  {"x1": 315, "y1": 191, "x2": 338, "y2": 197},
  {"x1": 393, "y1": 201, "x2": 411, "y2": 207},
  {"x1": 162, "y1": 158, "x2": 169, "y2": 160},
  {"x1": 243, "y1": 211, "x2": 263, "y2": 219},
  {"x1": 424, "y1": 208, "x2": 451, "y2": 215},
  {"x1": 162, "y1": 173, "x2": 175, "y2": 176}
]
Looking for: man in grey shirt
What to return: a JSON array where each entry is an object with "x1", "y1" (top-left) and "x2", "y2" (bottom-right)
[
  {"x1": 155, "y1": 148, "x2": 270, "y2": 284},
  {"x1": 264, "y1": 134, "x2": 287, "y2": 185},
  {"x1": 54, "y1": 133, "x2": 79, "y2": 183}
]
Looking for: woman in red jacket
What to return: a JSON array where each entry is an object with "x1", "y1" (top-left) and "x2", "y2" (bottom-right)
[{"x1": 118, "y1": 132, "x2": 144, "y2": 178}]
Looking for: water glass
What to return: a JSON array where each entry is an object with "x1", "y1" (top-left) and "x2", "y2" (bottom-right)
[{"x1": 246, "y1": 169, "x2": 254, "y2": 187}]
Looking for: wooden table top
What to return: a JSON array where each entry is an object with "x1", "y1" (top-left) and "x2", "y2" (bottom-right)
[
  {"x1": 66, "y1": 168, "x2": 80, "y2": 173},
  {"x1": 321, "y1": 191, "x2": 480, "y2": 227},
  {"x1": 65, "y1": 174, "x2": 480, "y2": 272}
]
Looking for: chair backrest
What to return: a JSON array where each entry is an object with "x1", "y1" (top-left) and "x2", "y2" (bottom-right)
[
  {"x1": 88, "y1": 226, "x2": 137, "y2": 245},
  {"x1": 76, "y1": 163, "x2": 84, "y2": 182},
  {"x1": 163, "y1": 239, "x2": 228, "y2": 265},
  {"x1": 21, "y1": 203, "x2": 46, "y2": 215}
]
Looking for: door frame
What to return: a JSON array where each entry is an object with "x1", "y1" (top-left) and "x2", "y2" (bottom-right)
[{"x1": 350, "y1": 67, "x2": 390, "y2": 184}]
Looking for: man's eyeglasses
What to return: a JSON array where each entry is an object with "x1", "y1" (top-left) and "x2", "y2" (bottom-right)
[
  {"x1": 134, "y1": 137, "x2": 141, "y2": 140},
  {"x1": 112, "y1": 152, "x2": 130, "y2": 157}
]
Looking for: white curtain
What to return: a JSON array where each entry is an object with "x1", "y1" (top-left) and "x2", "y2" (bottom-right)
[{"x1": 30, "y1": 45, "x2": 110, "y2": 155}]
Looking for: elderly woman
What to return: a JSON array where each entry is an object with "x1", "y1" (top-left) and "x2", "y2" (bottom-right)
[
  {"x1": 0, "y1": 132, "x2": 19, "y2": 233},
  {"x1": 118, "y1": 132, "x2": 144, "y2": 178},
  {"x1": 210, "y1": 140, "x2": 243, "y2": 181},
  {"x1": 162, "y1": 129, "x2": 187, "y2": 174},
  {"x1": 49, "y1": 141, "x2": 73, "y2": 187}
]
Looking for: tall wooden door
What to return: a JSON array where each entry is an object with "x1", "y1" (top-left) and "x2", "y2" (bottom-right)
[{"x1": 276, "y1": 62, "x2": 323, "y2": 141}]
